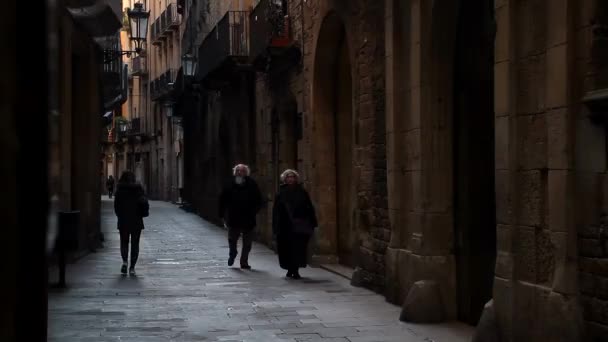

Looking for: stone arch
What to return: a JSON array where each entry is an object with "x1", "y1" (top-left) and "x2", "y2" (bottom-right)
[{"x1": 311, "y1": 11, "x2": 356, "y2": 266}]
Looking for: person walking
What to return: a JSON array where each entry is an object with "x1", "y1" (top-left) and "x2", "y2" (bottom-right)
[
  {"x1": 218, "y1": 164, "x2": 264, "y2": 269},
  {"x1": 106, "y1": 175, "x2": 115, "y2": 199},
  {"x1": 114, "y1": 171, "x2": 148, "y2": 276},
  {"x1": 272, "y1": 169, "x2": 318, "y2": 279}
]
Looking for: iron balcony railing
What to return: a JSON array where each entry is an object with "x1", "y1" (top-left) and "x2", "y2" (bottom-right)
[
  {"x1": 151, "y1": 3, "x2": 180, "y2": 45},
  {"x1": 151, "y1": 68, "x2": 177, "y2": 100},
  {"x1": 161, "y1": 3, "x2": 180, "y2": 31},
  {"x1": 198, "y1": 11, "x2": 250, "y2": 80},
  {"x1": 250, "y1": 0, "x2": 291, "y2": 60}
]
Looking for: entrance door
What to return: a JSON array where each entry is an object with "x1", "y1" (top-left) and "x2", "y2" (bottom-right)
[
  {"x1": 452, "y1": 0, "x2": 497, "y2": 325},
  {"x1": 313, "y1": 12, "x2": 354, "y2": 266}
]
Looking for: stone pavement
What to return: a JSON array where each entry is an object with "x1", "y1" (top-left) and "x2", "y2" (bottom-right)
[{"x1": 48, "y1": 198, "x2": 474, "y2": 341}]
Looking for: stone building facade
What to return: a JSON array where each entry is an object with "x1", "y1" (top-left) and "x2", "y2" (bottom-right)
[{"x1": 182, "y1": 0, "x2": 608, "y2": 340}]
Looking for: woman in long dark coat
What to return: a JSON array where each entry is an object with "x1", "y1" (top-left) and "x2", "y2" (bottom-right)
[
  {"x1": 114, "y1": 171, "x2": 148, "y2": 276},
  {"x1": 272, "y1": 169, "x2": 318, "y2": 279}
]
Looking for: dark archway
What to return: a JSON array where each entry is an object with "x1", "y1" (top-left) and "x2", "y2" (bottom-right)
[
  {"x1": 451, "y1": 0, "x2": 497, "y2": 325},
  {"x1": 312, "y1": 12, "x2": 354, "y2": 266}
]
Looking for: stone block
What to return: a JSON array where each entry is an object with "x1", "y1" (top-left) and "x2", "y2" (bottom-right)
[
  {"x1": 512, "y1": 282, "x2": 545, "y2": 340},
  {"x1": 496, "y1": 170, "x2": 513, "y2": 225},
  {"x1": 495, "y1": 251, "x2": 514, "y2": 279},
  {"x1": 546, "y1": 108, "x2": 571, "y2": 169},
  {"x1": 493, "y1": 277, "x2": 514, "y2": 341},
  {"x1": 497, "y1": 224, "x2": 513, "y2": 253},
  {"x1": 546, "y1": 0, "x2": 568, "y2": 46},
  {"x1": 578, "y1": 238, "x2": 605, "y2": 258},
  {"x1": 540, "y1": 291, "x2": 586, "y2": 342},
  {"x1": 384, "y1": 247, "x2": 401, "y2": 303},
  {"x1": 545, "y1": 45, "x2": 568, "y2": 109},
  {"x1": 408, "y1": 86, "x2": 421, "y2": 130},
  {"x1": 535, "y1": 229, "x2": 555, "y2": 285},
  {"x1": 495, "y1": 6, "x2": 509, "y2": 62},
  {"x1": 399, "y1": 280, "x2": 445, "y2": 323},
  {"x1": 495, "y1": 116, "x2": 509, "y2": 169},
  {"x1": 581, "y1": 295, "x2": 608, "y2": 327},
  {"x1": 517, "y1": 114, "x2": 547, "y2": 170},
  {"x1": 403, "y1": 253, "x2": 457, "y2": 319},
  {"x1": 495, "y1": 61, "x2": 510, "y2": 116},
  {"x1": 548, "y1": 170, "x2": 572, "y2": 233},
  {"x1": 516, "y1": 171, "x2": 544, "y2": 227},
  {"x1": 579, "y1": 257, "x2": 608, "y2": 277},
  {"x1": 516, "y1": 54, "x2": 546, "y2": 115},
  {"x1": 471, "y1": 300, "x2": 499, "y2": 342},
  {"x1": 514, "y1": 226, "x2": 537, "y2": 282},
  {"x1": 404, "y1": 128, "x2": 421, "y2": 171},
  {"x1": 551, "y1": 236, "x2": 577, "y2": 295}
]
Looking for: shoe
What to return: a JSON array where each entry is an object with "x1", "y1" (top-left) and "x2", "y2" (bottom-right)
[
  {"x1": 121, "y1": 264, "x2": 127, "y2": 274},
  {"x1": 240, "y1": 264, "x2": 252, "y2": 270},
  {"x1": 286, "y1": 271, "x2": 294, "y2": 278},
  {"x1": 292, "y1": 272, "x2": 301, "y2": 280},
  {"x1": 129, "y1": 267, "x2": 136, "y2": 276},
  {"x1": 228, "y1": 256, "x2": 235, "y2": 266}
]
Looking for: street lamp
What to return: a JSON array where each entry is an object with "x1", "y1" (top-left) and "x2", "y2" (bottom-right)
[
  {"x1": 128, "y1": 2, "x2": 150, "y2": 53},
  {"x1": 182, "y1": 54, "x2": 198, "y2": 77}
]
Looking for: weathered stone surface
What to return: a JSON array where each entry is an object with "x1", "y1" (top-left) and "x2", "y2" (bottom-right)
[
  {"x1": 542, "y1": 292, "x2": 585, "y2": 342},
  {"x1": 400, "y1": 280, "x2": 445, "y2": 323},
  {"x1": 471, "y1": 300, "x2": 499, "y2": 342}
]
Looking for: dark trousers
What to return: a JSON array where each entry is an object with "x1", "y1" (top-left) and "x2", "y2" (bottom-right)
[
  {"x1": 120, "y1": 230, "x2": 142, "y2": 267},
  {"x1": 228, "y1": 227, "x2": 253, "y2": 265},
  {"x1": 108, "y1": 188, "x2": 114, "y2": 198}
]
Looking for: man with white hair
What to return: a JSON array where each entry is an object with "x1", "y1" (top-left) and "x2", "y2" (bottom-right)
[{"x1": 218, "y1": 164, "x2": 264, "y2": 269}]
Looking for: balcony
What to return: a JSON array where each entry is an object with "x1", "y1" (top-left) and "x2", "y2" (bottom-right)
[
  {"x1": 129, "y1": 117, "x2": 141, "y2": 135},
  {"x1": 131, "y1": 56, "x2": 147, "y2": 76},
  {"x1": 151, "y1": 3, "x2": 180, "y2": 45},
  {"x1": 151, "y1": 68, "x2": 178, "y2": 100},
  {"x1": 250, "y1": 0, "x2": 300, "y2": 72},
  {"x1": 98, "y1": 33, "x2": 128, "y2": 111},
  {"x1": 198, "y1": 11, "x2": 250, "y2": 84},
  {"x1": 66, "y1": 0, "x2": 122, "y2": 37}
]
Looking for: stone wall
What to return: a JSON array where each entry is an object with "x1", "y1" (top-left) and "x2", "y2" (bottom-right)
[{"x1": 250, "y1": 0, "x2": 388, "y2": 290}]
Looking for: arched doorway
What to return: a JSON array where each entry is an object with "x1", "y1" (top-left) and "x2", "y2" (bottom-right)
[
  {"x1": 313, "y1": 12, "x2": 354, "y2": 266},
  {"x1": 449, "y1": 0, "x2": 497, "y2": 325}
]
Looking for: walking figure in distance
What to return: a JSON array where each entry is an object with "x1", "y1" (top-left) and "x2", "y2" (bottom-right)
[
  {"x1": 219, "y1": 164, "x2": 264, "y2": 269},
  {"x1": 273, "y1": 169, "x2": 318, "y2": 279},
  {"x1": 106, "y1": 175, "x2": 115, "y2": 199},
  {"x1": 114, "y1": 171, "x2": 148, "y2": 276}
]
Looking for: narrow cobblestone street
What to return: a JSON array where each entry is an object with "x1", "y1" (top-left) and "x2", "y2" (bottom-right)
[{"x1": 48, "y1": 198, "x2": 473, "y2": 341}]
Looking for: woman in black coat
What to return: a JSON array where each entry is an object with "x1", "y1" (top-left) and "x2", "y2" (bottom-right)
[
  {"x1": 272, "y1": 169, "x2": 318, "y2": 279},
  {"x1": 114, "y1": 171, "x2": 148, "y2": 276}
]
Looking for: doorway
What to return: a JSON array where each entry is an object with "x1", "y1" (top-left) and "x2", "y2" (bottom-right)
[
  {"x1": 452, "y1": 0, "x2": 497, "y2": 325},
  {"x1": 313, "y1": 12, "x2": 354, "y2": 266}
]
